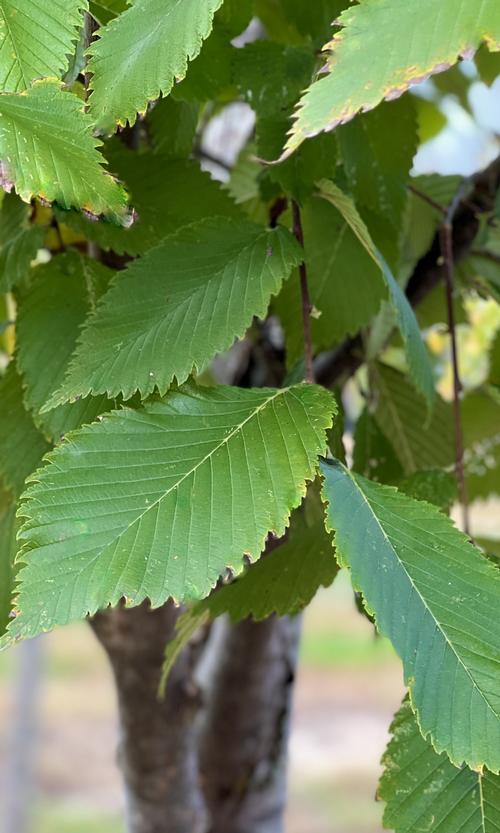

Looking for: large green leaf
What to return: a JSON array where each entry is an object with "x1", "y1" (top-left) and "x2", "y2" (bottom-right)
[
  {"x1": 285, "y1": 1, "x2": 500, "y2": 154},
  {"x1": 275, "y1": 195, "x2": 387, "y2": 362},
  {"x1": 0, "y1": 80, "x2": 129, "y2": 222},
  {"x1": 380, "y1": 699, "x2": 500, "y2": 833},
  {"x1": 321, "y1": 458, "x2": 500, "y2": 772},
  {"x1": 0, "y1": 0, "x2": 86, "y2": 92},
  {"x1": 0, "y1": 488, "x2": 15, "y2": 635},
  {"x1": 6, "y1": 383, "x2": 334, "y2": 642},
  {"x1": 16, "y1": 252, "x2": 114, "y2": 442},
  {"x1": 58, "y1": 151, "x2": 240, "y2": 257},
  {"x1": 88, "y1": 0, "x2": 224, "y2": 131},
  {"x1": 46, "y1": 218, "x2": 301, "y2": 403},
  {"x1": 0, "y1": 363, "x2": 50, "y2": 497},
  {"x1": 0, "y1": 193, "x2": 45, "y2": 293},
  {"x1": 318, "y1": 181, "x2": 435, "y2": 406}
]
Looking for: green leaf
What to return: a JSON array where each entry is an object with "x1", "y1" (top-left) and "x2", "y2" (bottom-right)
[
  {"x1": 0, "y1": 79, "x2": 129, "y2": 222},
  {"x1": 0, "y1": 362, "x2": 50, "y2": 497},
  {"x1": 373, "y1": 363, "x2": 454, "y2": 475},
  {"x1": 337, "y1": 97, "x2": 418, "y2": 232},
  {"x1": 199, "y1": 489, "x2": 337, "y2": 622},
  {"x1": 58, "y1": 151, "x2": 240, "y2": 257},
  {"x1": 7, "y1": 383, "x2": 334, "y2": 641},
  {"x1": 0, "y1": 487, "x2": 15, "y2": 635},
  {"x1": 462, "y1": 388, "x2": 500, "y2": 500},
  {"x1": 160, "y1": 487, "x2": 338, "y2": 692},
  {"x1": 321, "y1": 457, "x2": 500, "y2": 773},
  {"x1": 275, "y1": 195, "x2": 387, "y2": 362},
  {"x1": 476, "y1": 43, "x2": 500, "y2": 86},
  {"x1": 16, "y1": 252, "x2": 114, "y2": 442},
  {"x1": 285, "y1": 1, "x2": 500, "y2": 154},
  {"x1": 0, "y1": 0, "x2": 87, "y2": 92},
  {"x1": 318, "y1": 181, "x2": 435, "y2": 407},
  {"x1": 489, "y1": 330, "x2": 500, "y2": 386},
  {"x1": 397, "y1": 470, "x2": 457, "y2": 513},
  {"x1": 0, "y1": 193, "x2": 45, "y2": 293},
  {"x1": 47, "y1": 218, "x2": 301, "y2": 403},
  {"x1": 148, "y1": 98, "x2": 198, "y2": 158},
  {"x1": 379, "y1": 699, "x2": 500, "y2": 833},
  {"x1": 87, "y1": 0, "x2": 225, "y2": 131},
  {"x1": 352, "y1": 407, "x2": 404, "y2": 484}
]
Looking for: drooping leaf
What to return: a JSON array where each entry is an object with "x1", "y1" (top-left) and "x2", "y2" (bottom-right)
[
  {"x1": 47, "y1": 218, "x2": 301, "y2": 404},
  {"x1": 0, "y1": 193, "x2": 45, "y2": 293},
  {"x1": 88, "y1": 0, "x2": 225, "y2": 131},
  {"x1": 58, "y1": 151, "x2": 240, "y2": 257},
  {"x1": 275, "y1": 195, "x2": 387, "y2": 362},
  {"x1": 0, "y1": 363, "x2": 50, "y2": 497},
  {"x1": 0, "y1": 0, "x2": 87, "y2": 92},
  {"x1": 0, "y1": 80, "x2": 129, "y2": 222},
  {"x1": 379, "y1": 699, "x2": 500, "y2": 833},
  {"x1": 6, "y1": 382, "x2": 334, "y2": 641},
  {"x1": 318, "y1": 181, "x2": 435, "y2": 407},
  {"x1": 321, "y1": 457, "x2": 500, "y2": 773},
  {"x1": 16, "y1": 252, "x2": 114, "y2": 442},
  {"x1": 285, "y1": 1, "x2": 500, "y2": 154},
  {"x1": 337, "y1": 97, "x2": 418, "y2": 233},
  {"x1": 0, "y1": 487, "x2": 15, "y2": 635},
  {"x1": 373, "y1": 363, "x2": 454, "y2": 475}
]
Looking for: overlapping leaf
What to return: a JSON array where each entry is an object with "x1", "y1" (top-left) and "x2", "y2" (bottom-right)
[
  {"x1": 285, "y1": 0, "x2": 500, "y2": 154},
  {"x1": 0, "y1": 0, "x2": 86, "y2": 92},
  {"x1": 380, "y1": 699, "x2": 500, "y2": 833},
  {"x1": 318, "y1": 181, "x2": 435, "y2": 406},
  {"x1": 0, "y1": 488, "x2": 15, "y2": 635},
  {"x1": 0, "y1": 363, "x2": 50, "y2": 496},
  {"x1": 0, "y1": 80, "x2": 129, "y2": 221},
  {"x1": 58, "y1": 151, "x2": 240, "y2": 257},
  {"x1": 16, "y1": 252, "x2": 114, "y2": 441},
  {"x1": 88, "y1": 0, "x2": 224, "y2": 131},
  {"x1": 47, "y1": 218, "x2": 301, "y2": 403},
  {"x1": 0, "y1": 193, "x2": 45, "y2": 292},
  {"x1": 6, "y1": 383, "x2": 334, "y2": 641},
  {"x1": 321, "y1": 458, "x2": 500, "y2": 772}
]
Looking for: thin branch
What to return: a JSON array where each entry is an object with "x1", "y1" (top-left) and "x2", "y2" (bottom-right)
[
  {"x1": 291, "y1": 200, "x2": 314, "y2": 384},
  {"x1": 470, "y1": 247, "x2": 500, "y2": 264},
  {"x1": 439, "y1": 208, "x2": 470, "y2": 536},
  {"x1": 407, "y1": 183, "x2": 446, "y2": 218}
]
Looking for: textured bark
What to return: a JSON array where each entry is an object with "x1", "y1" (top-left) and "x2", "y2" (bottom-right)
[
  {"x1": 90, "y1": 601, "x2": 208, "y2": 833},
  {"x1": 200, "y1": 615, "x2": 302, "y2": 833}
]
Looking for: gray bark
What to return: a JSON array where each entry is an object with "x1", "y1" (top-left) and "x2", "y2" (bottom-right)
[
  {"x1": 90, "y1": 601, "x2": 208, "y2": 833},
  {"x1": 199, "y1": 615, "x2": 302, "y2": 833}
]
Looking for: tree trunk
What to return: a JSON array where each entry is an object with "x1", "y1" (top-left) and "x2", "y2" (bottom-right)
[
  {"x1": 90, "y1": 601, "x2": 208, "y2": 833},
  {"x1": 200, "y1": 615, "x2": 302, "y2": 833}
]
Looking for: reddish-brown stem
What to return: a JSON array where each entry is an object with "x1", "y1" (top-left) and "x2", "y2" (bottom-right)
[
  {"x1": 291, "y1": 201, "x2": 314, "y2": 384},
  {"x1": 439, "y1": 221, "x2": 470, "y2": 536}
]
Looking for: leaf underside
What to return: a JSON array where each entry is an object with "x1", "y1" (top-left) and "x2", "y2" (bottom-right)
[{"x1": 321, "y1": 458, "x2": 500, "y2": 773}]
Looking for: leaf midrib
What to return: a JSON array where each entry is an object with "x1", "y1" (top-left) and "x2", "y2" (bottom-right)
[{"x1": 346, "y1": 466, "x2": 500, "y2": 730}]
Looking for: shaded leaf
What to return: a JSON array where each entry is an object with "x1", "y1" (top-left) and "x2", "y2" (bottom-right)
[
  {"x1": 0, "y1": 487, "x2": 15, "y2": 635},
  {"x1": 16, "y1": 252, "x2": 114, "y2": 441},
  {"x1": 0, "y1": 362, "x2": 50, "y2": 496},
  {"x1": 0, "y1": 193, "x2": 45, "y2": 293}
]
